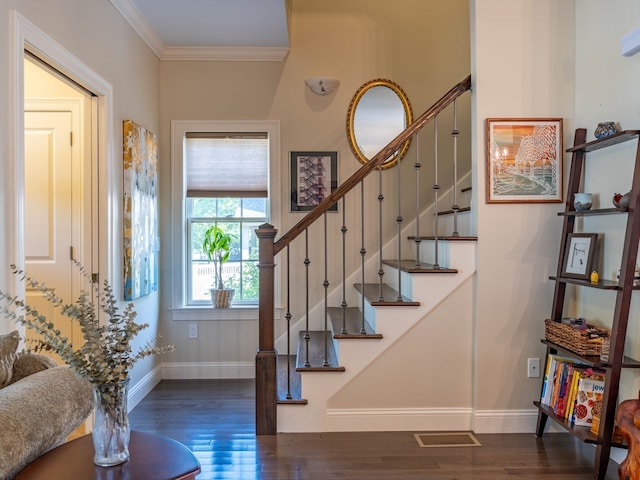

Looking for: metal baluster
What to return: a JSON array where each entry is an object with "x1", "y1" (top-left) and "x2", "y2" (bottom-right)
[
  {"x1": 433, "y1": 117, "x2": 440, "y2": 269},
  {"x1": 451, "y1": 99, "x2": 460, "y2": 237},
  {"x1": 340, "y1": 196, "x2": 348, "y2": 334},
  {"x1": 303, "y1": 229, "x2": 311, "y2": 367},
  {"x1": 396, "y1": 150, "x2": 403, "y2": 302},
  {"x1": 377, "y1": 166, "x2": 384, "y2": 301},
  {"x1": 360, "y1": 180, "x2": 367, "y2": 334},
  {"x1": 415, "y1": 134, "x2": 422, "y2": 267},
  {"x1": 322, "y1": 212, "x2": 329, "y2": 367},
  {"x1": 285, "y1": 245, "x2": 292, "y2": 399}
]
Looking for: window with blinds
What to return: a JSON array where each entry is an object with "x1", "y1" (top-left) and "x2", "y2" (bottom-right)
[{"x1": 185, "y1": 132, "x2": 269, "y2": 306}]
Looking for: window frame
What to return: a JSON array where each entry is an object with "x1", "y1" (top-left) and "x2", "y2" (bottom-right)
[
  {"x1": 170, "y1": 120, "x2": 281, "y2": 321},
  {"x1": 186, "y1": 198, "x2": 267, "y2": 306}
]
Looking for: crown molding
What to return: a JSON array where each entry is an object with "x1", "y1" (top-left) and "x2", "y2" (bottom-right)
[
  {"x1": 161, "y1": 46, "x2": 289, "y2": 62},
  {"x1": 109, "y1": 0, "x2": 165, "y2": 58}
]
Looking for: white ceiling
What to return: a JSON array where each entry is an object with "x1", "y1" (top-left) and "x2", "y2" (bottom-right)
[{"x1": 110, "y1": 0, "x2": 290, "y2": 61}]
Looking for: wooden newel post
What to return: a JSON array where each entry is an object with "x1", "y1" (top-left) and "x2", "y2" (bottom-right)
[{"x1": 255, "y1": 223, "x2": 278, "y2": 435}]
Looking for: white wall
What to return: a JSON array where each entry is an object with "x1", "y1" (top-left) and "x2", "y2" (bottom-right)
[{"x1": 471, "y1": 0, "x2": 575, "y2": 419}]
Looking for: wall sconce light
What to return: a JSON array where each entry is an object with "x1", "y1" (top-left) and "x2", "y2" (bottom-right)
[{"x1": 305, "y1": 77, "x2": 340, "y2": 95}]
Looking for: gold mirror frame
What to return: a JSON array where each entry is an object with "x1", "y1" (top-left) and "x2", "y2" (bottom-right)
[{"x1": 346, "y1": 79, "x2": 413, "y2": 170}]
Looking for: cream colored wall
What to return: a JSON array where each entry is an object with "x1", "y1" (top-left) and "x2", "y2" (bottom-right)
[
  {"x1": 159, "y1": 0, "x2": 471, "y2": 368},
  {"x1": 0, "y1": 1, "x2": 162, "y2": 390},
  {"x1": 472, "y1": 0, "x2": 575, "y2": 414},
  {"x1": 573, "y1": 1, "x2": 640, "y2": 406},
  {"x1": 329, "y1": 278, "x2": 474, "y2": 409}
]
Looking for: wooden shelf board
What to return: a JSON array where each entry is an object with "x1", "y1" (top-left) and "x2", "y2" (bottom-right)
[
  {"x1": 541, "y1": 339, "x2": 640, "y2": 368},
  {"x1": 549, "y1": 276, "x2": 622, "y2": 290},
  {"x1": 558, "y1": 207, "x2": 628, "y2": 217},
  {"x1": 534, "y1": 402, "x2": 627, "y2": 449},
  {"x1": 566, "y1": 130, "x2": 640, "y2": 153}
]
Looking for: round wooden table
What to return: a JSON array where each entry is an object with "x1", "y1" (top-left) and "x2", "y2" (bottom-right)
[{"x1": 15, "y1": 430, "x2": 201, "y2": 479}]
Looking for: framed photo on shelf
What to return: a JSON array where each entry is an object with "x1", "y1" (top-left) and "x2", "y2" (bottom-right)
[
  {"x1": 290, "y1": 151, "x2": 338, "y2": 212},
  {"x1": 562, "y1": 233, "x2": 598, "y2": 280},
  {"x1": 485, "y1": 118, "x2": 563, "y2": 204}
]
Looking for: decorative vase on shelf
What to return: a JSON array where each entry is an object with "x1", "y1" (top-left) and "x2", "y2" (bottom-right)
[
  {"x1": 92, "y1": 379, "x2": 131, "y2": 467},
  {"x1": 594, "y1": 122, "x2": 619, "y2": 139},
  {"x1": 573, "y1": 192, "x2": 593, "y2": 211}
]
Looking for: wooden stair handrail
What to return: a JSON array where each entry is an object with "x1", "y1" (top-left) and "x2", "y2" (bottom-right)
[{"x1": 273, "y1": 74, "x2": 471, "y2": 256}]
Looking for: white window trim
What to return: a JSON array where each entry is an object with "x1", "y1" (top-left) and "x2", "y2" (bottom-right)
[{"x1": 170, "y1": 120, "x2": 281, "y2": 320}]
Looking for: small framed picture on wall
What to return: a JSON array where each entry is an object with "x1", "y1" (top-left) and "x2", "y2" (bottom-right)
[{"x1": 289, "y1": 151, "x2": 338, "y2": 212}]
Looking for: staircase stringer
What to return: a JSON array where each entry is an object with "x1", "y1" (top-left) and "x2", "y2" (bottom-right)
[{"x1": 277, "y1": 241, "x2": 476, "y2": 432}]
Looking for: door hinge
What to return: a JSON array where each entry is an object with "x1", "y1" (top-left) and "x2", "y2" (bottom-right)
[
  {"x1": 70, "y1": 131, "x2": 73, "y2": 146},
  {"x1": 69, "y1": 245, "x2": 74, "y2": 261},
  {"x1": 91, "y1": 273, "x2": 99, "y2": 283}
]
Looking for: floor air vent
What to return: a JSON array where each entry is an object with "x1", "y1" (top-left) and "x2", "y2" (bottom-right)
[{"x1": 413, "y1": 432, "x2": 481, "y2": 448}]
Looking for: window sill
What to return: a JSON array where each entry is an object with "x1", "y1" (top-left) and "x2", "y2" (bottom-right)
[{"x1": 170, "y1": 306, "x2": 282, "y2": 322}]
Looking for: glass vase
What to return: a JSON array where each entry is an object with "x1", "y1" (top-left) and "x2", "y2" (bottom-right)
[{"x1": 92, "y1": 378, "x2": 131, "y2": 466}]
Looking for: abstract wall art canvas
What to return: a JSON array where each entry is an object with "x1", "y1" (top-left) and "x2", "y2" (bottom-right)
[{"x1": 123, "y1": 119, "x2": 158, "y2": 300}]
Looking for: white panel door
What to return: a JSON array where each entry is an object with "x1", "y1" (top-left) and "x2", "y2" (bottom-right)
[{"x1": 24, "y1": 110, "x2": 75, "y2": 352}]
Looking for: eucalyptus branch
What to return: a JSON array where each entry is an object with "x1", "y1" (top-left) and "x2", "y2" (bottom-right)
[{"x1": 0, "y1": 264, "x2": 174, "y2": 385}]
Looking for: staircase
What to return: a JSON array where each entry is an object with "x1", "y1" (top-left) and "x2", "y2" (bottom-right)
[
  {"x1": 277, "y1": 237, "x2": 476, "y2": 432},
  {"x1": 256, "y1": 75, "x2": 473, "y2": 434}
]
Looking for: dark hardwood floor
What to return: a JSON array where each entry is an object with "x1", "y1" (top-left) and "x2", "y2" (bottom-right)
[{"x1": 128, "y1": 379, "x2": 621, "y2": 479}]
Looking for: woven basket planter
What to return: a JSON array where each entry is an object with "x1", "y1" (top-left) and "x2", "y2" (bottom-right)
[
  {"x1": 544, "y1": 318, "x2": 609, "y2": 356},
  {"x1": 210, "y1": 288, "x2": 234, "y2": 308}
]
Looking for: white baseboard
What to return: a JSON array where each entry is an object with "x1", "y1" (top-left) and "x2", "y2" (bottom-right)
[
  {"x1": 324, "y1": 408, "x2": 570, "y2": 434},
  {"x1": 326, "y1": 408, "x2": 474, "y2": 432},
  {"x1": 473, "y1": 409, "x2": 539, "y2": 433},
  {"x1": 162, "y1": 361, "x2": 255, "y2": 379},
  {"x1": 128, "y1": 365, "x2": 163, "y2": 411}
]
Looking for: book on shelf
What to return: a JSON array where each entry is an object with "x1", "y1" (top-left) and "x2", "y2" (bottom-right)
[
  {"x1": 573, "y1": 373, "x2": 606, "y2": 426},
  {"x1": 564, "y1": 368, "x2": 582, "y2": 420},
  {"x1": 541, "y1": 354, "x2": 576, "y2": 407},
  {"x1": 540, "y1": 353, "x2": 605, "y2": 426}
]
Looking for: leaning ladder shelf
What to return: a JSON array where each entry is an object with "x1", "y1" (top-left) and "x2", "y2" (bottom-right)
[{"x1": 534, "y1": 128, "x2": 640, "y2": 480}]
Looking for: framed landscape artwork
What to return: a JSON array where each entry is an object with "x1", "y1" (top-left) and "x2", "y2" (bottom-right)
[
  {"x1": 123, "y1": 119, "x2": 158, "y2": 300},
  {"x1": 485, "y1": 118, "x2": 563, "y2": 203}
]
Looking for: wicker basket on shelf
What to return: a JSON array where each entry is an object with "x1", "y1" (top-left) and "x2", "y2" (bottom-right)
[{"x1": 544, "y1": 318, "x2": 610, "y2": 356}]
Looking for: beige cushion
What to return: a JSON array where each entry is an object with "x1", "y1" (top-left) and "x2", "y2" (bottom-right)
[
  {"x1": 8, "y1": 352, "x2": 57, "y2": 386},
  {"x1": 0, "y1": 331, "x2": 19, "y2": 388}
]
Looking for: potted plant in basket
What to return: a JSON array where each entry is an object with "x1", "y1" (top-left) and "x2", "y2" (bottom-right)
[{"x1": 202, "y1": 225, "x2": 236, "y2": 308}]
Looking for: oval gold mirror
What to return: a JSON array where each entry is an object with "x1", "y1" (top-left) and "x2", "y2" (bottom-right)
[{"x1": 346, "y1": 79, "x2": 413, "y2": 169}]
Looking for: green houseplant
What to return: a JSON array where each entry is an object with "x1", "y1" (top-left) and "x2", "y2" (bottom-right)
[{"x1": 202, "y1": 225, "x2": 236, "y2": 308}]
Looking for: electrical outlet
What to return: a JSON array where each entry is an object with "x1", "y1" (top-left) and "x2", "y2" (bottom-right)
[
  {"x1": 188, "y1": 323, "x2": 198, "y2": 339},
  {"x1": 527, "y1": 357, "x2": 540, "y2": 378}
]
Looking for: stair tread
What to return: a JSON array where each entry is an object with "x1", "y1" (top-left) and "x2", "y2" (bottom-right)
[
  {"x1": 327, "y1": 307, "x2": 382, "y2": 338},
  {"x1": 408, "y1": 235, "x2": 478, "y2": 241},
  {"x1": 382, "y1": 259, "x2": 458, "y2": 274},
  {"x1": 437, "y1": 205, "x2": 471, "y2": 216},
  {"x1": 277, "y1": 354, "x2": 307, "y2": 404},
  {"x1": 353, "y1": 283, "x2": 420, "y2": 306},
  {"x1": 296, "y1": 331, "x2": 345, "y2": 371}
]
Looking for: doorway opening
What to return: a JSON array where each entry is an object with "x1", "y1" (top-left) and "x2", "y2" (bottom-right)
[
  {"x1": 23, "y1": 54, "x2": 96, "y2": 352},
  {"x1": 9, "y1": 11, "x2": 116, "y2": 341}
]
